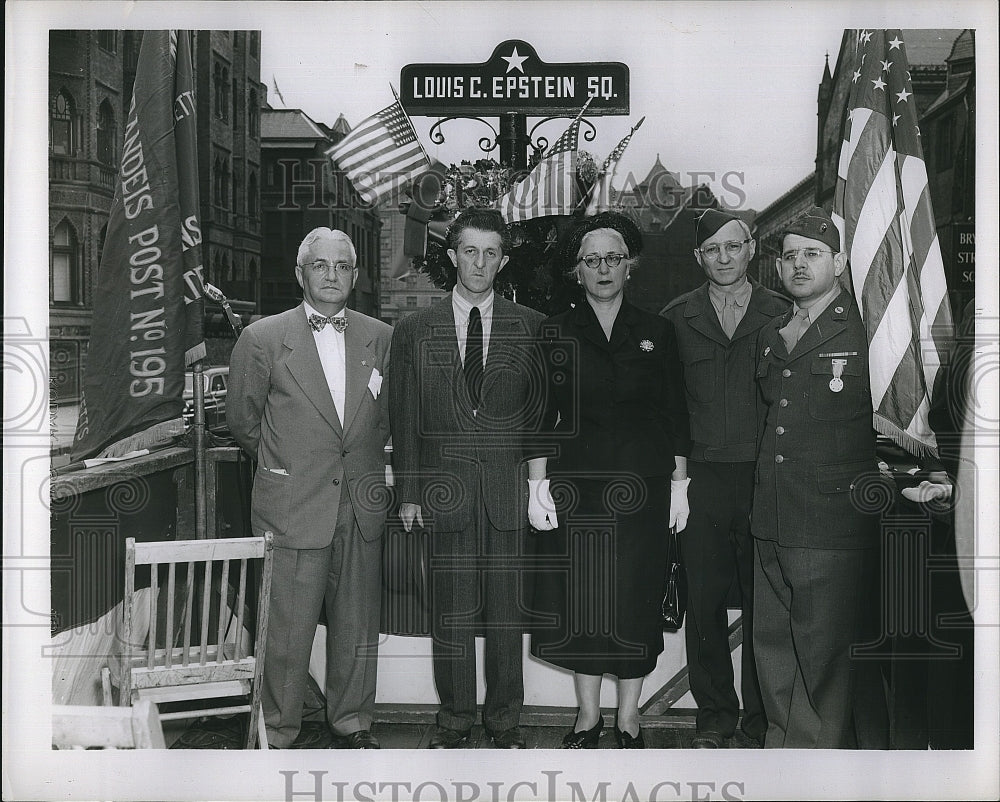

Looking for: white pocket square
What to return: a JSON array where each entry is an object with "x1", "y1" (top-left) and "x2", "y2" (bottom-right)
[{"x1": 368, "y1": 367, "x2": 383, "y2": 399}]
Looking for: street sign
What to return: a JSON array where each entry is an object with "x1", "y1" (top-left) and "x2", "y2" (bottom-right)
[{"x1": 400, "y1": 40, "x2": 629, "y2": 116}]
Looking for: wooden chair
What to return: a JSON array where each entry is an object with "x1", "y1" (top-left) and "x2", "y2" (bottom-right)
[
  {"x1": 53, "y1": 700, "x2": 166, "y2": 749},
  {"x1": 103, "y1": 533, "x2": 274, "y2": 749}
]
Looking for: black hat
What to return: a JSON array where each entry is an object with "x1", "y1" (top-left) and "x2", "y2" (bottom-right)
[
  {"x1": 782, "y1": 206, "x2": 841, "y2": 252},
  {"x1": 695, "y1": 209, "x2": 741, "y2": 246}
]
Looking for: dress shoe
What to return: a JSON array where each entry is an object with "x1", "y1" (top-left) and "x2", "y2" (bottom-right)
[
  {"x1": 739, "y1": 726, "x2": 765, "y2": 748},
  {"x1": 614, "y1": 721, "x2": 646, "y2": 749},
  {"x1": 562, "y1": 718, "x2": 603, "y2": 749},
  {"x1": 485, "y1": 726, "x2": 526, "y2": 749},
  {"x1": 334, "y1": 729, "x2": 380, "y2": 749},
  {"x1": 691, "y1": 730, "x2": 725, "y2": 749},
  {"x1": 428, "y1": 726, "x2": 471, "y2": 749}
]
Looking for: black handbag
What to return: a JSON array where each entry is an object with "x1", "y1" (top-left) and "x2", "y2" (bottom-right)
[{"x1": 661, "y1": 525, "x2": 687, "y2": 631}]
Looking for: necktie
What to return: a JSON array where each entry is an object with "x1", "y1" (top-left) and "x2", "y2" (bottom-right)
[
  {"x1": 779, "y1": 308, "x2": 809, "y2": 352},
  {"x1": 309, "y1": 313, "x2": 348, "y2": 333},
  {"x1": 465, "y1": 306, "x2": 484, "y2": 408},
  {"x1": 721, "y1": 296, "x2": 739, "y2": 339}
]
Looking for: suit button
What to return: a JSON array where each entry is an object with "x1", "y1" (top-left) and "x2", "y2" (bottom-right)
[
  {"x1": 782, "y1": 368, "x2": 791, "y2": 378},
  {"x1": 775, "y1": 455, "x2": 784, "y2": 463},
  {"x1": 779, "y1": 399, "x2": 789, "y2": 407},
  {"x1": 332, "y1": 478, "x2": 340, "y2": 485},
  {"x1": 776, "y1": 426, "x2": 785, "y2": 435},
  {"x1": 341, "y1": 450, "x2": 348, "y2": 457}
]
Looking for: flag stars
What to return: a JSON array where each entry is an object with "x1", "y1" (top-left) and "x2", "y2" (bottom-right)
[
  {"x1": 892, "y1": 114, "x2": 900, "y2": 127},
  {"x1": 853, "y1": 69, "x2": 862, "y2": 83},
  {"x1": 888, "y1": 35, "x2": 903, "y2": 50},
  {"x1": 872, "y1": 76, "x2": 887, "y2": 91},
  {"x1": 896, "y1": 87, "x2": 912, "y2": 103},
  {"x1": 861, "y1": 30, "x2": 873, "y2": 44},
  {"x1": 881, "y1": 59, "x2": 893, "y2": 72}
]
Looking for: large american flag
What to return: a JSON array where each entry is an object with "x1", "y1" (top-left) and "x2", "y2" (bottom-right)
[
  {"x1": 326, "y1": 99, "x2": 429, "y2": 206},
  {"x1": 832, "y1": 29, "x2": 954, "y2": 458},
  {"x1": 498, "y1": 102, "x2": 590, "y2": 223}
]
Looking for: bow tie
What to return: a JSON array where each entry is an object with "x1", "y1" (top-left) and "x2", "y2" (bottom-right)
[{"x1": 309, "y1": 313, "x2": 348, "y2": 333}]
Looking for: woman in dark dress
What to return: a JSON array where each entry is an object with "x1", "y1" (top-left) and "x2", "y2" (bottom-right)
[{"x1": 528, "y1": 212, "x2": 691, "y2": 748}]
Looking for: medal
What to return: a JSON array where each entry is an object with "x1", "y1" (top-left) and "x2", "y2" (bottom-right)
[{"x1": 830, "y1": 358, "x2": 847, "y2": 392}]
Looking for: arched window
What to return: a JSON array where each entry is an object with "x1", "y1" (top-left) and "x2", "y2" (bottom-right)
[
  {"x1": 97, "y1": 101, "x2": 116, "y2": 166},
  {"x1": 221, "y1": 159, "x2": 230, "y2": 209},
  {"x1": 51, "y1": 220, "x2": 82, "y2": 305},
  {"x1": 248, "y1": 172, "x2": 258, "y2": 217},
  {"x1": 214, "y1": 63, "x2": 224, "y2": 119},
  {"x1": 213, "y1": 158, "x2": 223, "y2": 205},
  {"x1": 51, "y1": 89, "x2": 76, "y2": 155},
  {"x1": 232, "y1": 78, "x2": 240, "y2": 131},
  {"x1": 232, "y1": 169, "x2": 240, "y2": 214},
  {"x1": 222, "y1": 67, "x2": 230, "y2": 122}
]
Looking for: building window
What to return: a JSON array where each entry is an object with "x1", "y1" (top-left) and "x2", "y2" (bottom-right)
[
  {"x1": 936, "y1": 115, "x2": 954, "y2": 169},
  {"x1": 214, "y1": 158, "x2": 223, "y2": 205},
  {"x1": 232, "y1": 78, "x2": 240, "y2": 131},
  {"x1": 248, "y1": 90, "x2": 259, "y2": 137},
  {"x1": 406, "y1": 296, "x2": 418, "y2": 308},
  {"x1": 50, "y1": 89, "x2": 76, "y2": 155},
  {"x1": 214, "y1": 63, "x2": 231, "y2": 121},
  {"x1": 97, "y1": 101, "x2": 116, "y2": 166},
  {"x1": 248, "y1": 172, "x2": 258, "y2": 217},
  {"x1": 98, "y1": 223, "x2": 108, "y2": 267},
  {"x1": 51, "y1": 220, "x2": 82, "y2": 305},
  {"x1": 98, "y1": 31, "x2": 116, "y2": 53},
  {"x1": 232, "y1": 170, "x2": 240, "y2": 214},
  {"x1": 222, "y1": 67, "x2": 230, "y2": 122}
]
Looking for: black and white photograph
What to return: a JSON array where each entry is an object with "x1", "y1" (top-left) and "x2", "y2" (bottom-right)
[{"x1": 4, "y1": 1, "x2": 998, "y2": 799}]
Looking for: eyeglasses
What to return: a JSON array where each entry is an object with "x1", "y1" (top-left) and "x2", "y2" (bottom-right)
[
  {"x1": 698, "y1": 239, "x2": 751, "y2": 260},
  {"x1": 779, "y1": 248, "x2": 835, "y2": 265},
  {"x1": 579, "y1": 253, "x2": 628, "y2": 269},
  {"x1": 299, "y1": 260, "x2": 356, "y2": 276}
]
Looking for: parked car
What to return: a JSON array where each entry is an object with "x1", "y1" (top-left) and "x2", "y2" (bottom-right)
[{"x1": 182, "y1": 366, "x2": 229, "y2": 430}]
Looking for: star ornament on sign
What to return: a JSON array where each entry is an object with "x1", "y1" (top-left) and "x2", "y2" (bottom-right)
[{"x1": 502, "y1": 46, "x2": 529, "y2": 74}]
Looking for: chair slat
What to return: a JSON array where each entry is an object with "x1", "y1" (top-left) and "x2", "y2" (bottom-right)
[
  {"x1": 200, "y1": 560, "x2": 212, "y2": 665},
  {"x1": 235, "y1": 558, "x2": 248, "y2": 659},
  {"x1": 147, "y1": 563, "x2": 158, "y2": 670},
  {"x1": 133, "y1": 537, "x2": 265, "y2": 565},
  {"x1": 182, "y1": 560, "x2": 194, "y2": 667},
  {"x1": 164, "y1": 562, "x2": 176, "y2": 668},
  {"x1": 217, "y1": 559, "x2": 230, "y2": 662}
]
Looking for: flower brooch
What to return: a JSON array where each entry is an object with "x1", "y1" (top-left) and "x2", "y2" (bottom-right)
[{"x1": 640, "y1": 339, "x2": 654, "y2": 352}]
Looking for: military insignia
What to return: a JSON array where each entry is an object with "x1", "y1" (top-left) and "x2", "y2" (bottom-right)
[
  {"x1": 830, "y1": 358, "x2": 847, "y2": 392},
  {"x1": 362, "y1": 360, "x2": 367, "y2": 366},
  {"x1": 820, "y1": 222, "x2": 828, "y2": 233},
  {"x1": 640, "y1": 339, "x2": 654, "y2": 352},
  {"x1": 763, "y1": 346, "x2": 771, "y2": 356}
]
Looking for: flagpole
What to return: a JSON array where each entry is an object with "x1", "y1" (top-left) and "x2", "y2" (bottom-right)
[{"x1": 193, "y1": 360, "x2": 207, "y2": 539}]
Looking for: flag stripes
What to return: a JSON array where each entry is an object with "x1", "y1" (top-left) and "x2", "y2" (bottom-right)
[
  {"x1": 832, "y1": 28, "x2": 954, "y2": 457},
  {"x1": 326, "y1": 100, "x2": 429, "y2": 206}
]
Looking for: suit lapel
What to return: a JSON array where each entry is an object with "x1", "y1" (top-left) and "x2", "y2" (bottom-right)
[
  {"x1": 342, "y1": 310, "x2": 376, "y2": 435},
  {"x1": 685, "y1": 285, "x2": 731, "y2": 347},
  {"x1": 425, "y1": 295, "x2": 462, "y2": 390},
  {"x1": 787, "y1": 290, "x2": 854, "y2": 363},
  {"x1": 283, "y1": 305, "x2": 343, "y2": 436}
]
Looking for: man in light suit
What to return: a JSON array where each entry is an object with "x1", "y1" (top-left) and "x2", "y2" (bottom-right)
[
  {"x1": 228, "y1": 228, "x2": 392, "y2": 749},
  {"x1": 388, "y1": 208, "x2": 545, "y2": 749}
]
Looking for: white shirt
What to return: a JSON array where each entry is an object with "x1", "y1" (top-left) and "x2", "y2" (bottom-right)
[
  {"x1": 304, "y1": 301, "x2": 346, "y2": 425},
  {"x1": 452, "y1": 290, "x2": 495, "y2": 368}
]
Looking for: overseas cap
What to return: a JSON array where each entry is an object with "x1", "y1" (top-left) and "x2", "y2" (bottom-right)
[
  {"x1": 781, "y1": 206, "x2": 841, "y2": 252},
  {"x1": 695, "y1": 209, "x2": 741, "y2": 246}
]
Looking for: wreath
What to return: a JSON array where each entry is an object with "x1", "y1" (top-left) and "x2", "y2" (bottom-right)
[{"x1": 410, "y1": 153, "x2": 604, "y2": 316}]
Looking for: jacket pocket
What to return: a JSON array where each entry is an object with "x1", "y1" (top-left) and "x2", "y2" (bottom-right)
[
  {"x1": 808, "y1": 356, "x2": 867, "y2": 420},
  {"x1": 251, "y1": 467, "x2": 292, "y2": 539},
  {"x1": 815, "y1": 460, "x2": 873, "y2": 494},
  {"x1": 681, "y1": 345, "x2": 716, "y2": 402}
]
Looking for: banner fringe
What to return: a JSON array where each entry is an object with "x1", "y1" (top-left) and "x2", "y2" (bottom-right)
[
  {"x1": 873, "y1": 413, "x2": 938, "y2": 461},
  {"x1": 97, "y1": 418, "x2": 185, "y2": 459}
]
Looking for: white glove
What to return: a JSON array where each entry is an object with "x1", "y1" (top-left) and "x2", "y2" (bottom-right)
[
  {"x1": 669, "y1": 477, "x2": 691, "y2": 532},
  {"x1": 901, "y1": 480, "x2": 953, "y2": 504},
  {"x1": 528, "y1": 479, "x2": 558, "y2": 531}
]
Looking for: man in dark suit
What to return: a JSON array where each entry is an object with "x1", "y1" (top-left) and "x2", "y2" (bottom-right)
[
  {"x1": 661, "y1": 209, "x2": 788, "y2": 748},
  {"x1": 752, "y1": 207, "x2": 878, "y2": 748},
  {"x1": 388, "y1": 208, "x2": 544, "y2": 749},
  {"x1": 228, "y1": 228, "x2": 392, "y2": 749}
]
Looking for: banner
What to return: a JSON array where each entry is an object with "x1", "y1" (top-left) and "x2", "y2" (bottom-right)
[{"x1": 72, "y1": 30, "x2": 206, "y2": 461}]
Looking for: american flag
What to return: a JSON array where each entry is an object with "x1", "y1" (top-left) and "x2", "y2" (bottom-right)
[
  {"x1": 585, "y1": 116, "x2": 644, "y2": 216},
  {"x1": 499, "y1": 101, "x2": 590, "y2": 223},
  {"x1": 832, "y1": 29, "x2": 954, "y2": 458},
  {"x1": 326, "y1": 99, "x2": 429, "y2": 206}
]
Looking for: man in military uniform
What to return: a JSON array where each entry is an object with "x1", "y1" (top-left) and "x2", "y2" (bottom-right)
[
  {"x1": 661, "y1": 209, "x2": 787, "y2": 748},
  {"x1": 752, "y1": 206, "x2": 878, "y2": 748}
]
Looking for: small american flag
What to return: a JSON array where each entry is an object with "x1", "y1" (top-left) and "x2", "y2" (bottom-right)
[
  {"x1": 499, "y1": 101, "x2": 591, "y2": 223},
  {"x1": 585, "y1": 116, "x2": 644, "y2": 216},
  {"x1": 326, "y1": 99, "x2": 429, "y2": 206},
  {"x1": 832, "y1": 29, "x2": 954, "y2": 458}
]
